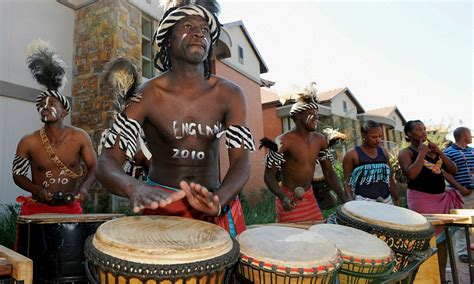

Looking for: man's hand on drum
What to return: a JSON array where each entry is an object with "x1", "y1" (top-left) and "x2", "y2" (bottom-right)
[
  {"x1": 76, "y1": 186, "x2": 89, "y2": 202},
  {"x1": 180, "y1": 181, "x2": 221, "y2": 216},
  {"x1": 282, "y1": 196, "x2": 296, "y2": 211},
  {"x1": 36, "y1": 187, "x2": 53, "y2": 203},
  {"x1": 128, "y1": 183, "x2": 186, "y2": 213}
]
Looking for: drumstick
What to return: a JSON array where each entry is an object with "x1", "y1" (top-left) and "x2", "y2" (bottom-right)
[{"x1": 292, "y1": 187, "x2": 305, "y2": 203}]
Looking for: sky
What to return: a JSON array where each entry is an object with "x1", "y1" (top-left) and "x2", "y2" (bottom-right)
[{"x1": 218, "y1": 0, "x2": 473, "y2": 132}]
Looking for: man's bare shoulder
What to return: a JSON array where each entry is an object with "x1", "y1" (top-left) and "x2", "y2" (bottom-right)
[
  {"x1": 211, "y1": 75, "x2": 244, "y2": 97},
  {"x1": 18, "y1": 130, "x2": 40, "y2": 145},
  {"x1": 68, "y1": 126, "x2": 93, "y2": 142}
]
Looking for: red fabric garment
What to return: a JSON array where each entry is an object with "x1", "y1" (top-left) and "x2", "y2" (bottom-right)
[
  {"x1": 143, "y1": 185, "x2": 246, "y2": 235},
  {"x1": 17, "y1": 196, "x2": 83, "y2": 215},
  {"x1": 407, "y1": 188, "x2": 463, "y2": 237},
  {"x1": 275, "y1": 185, "x2": 323, "y2": 223}
]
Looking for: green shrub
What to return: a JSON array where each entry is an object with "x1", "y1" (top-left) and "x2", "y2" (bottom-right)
[{"x1": 0, "y1": 204, "x2": 19, "y2": 249}]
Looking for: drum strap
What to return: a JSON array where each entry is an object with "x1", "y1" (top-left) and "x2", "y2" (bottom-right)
[{"x1": 40, "y1": 127, "x2": 83, "y2": 179}]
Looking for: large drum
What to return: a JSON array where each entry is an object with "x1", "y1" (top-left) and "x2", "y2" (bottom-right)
[
  {"x1": 309, "y1": 224, "x2": 395, "y2": 283},
  {"x1": 236, "y1": 226, "x2": 341, "y2": 284},
  {"x1": 335, "y1": 201, "x2": 434, "y2": 271},
  {"x1": 84, "y1": 216, "x2": 239, "y2": 284},
  {"x1": 16, "y1": 213, "x2": 123, "y2": 283}
]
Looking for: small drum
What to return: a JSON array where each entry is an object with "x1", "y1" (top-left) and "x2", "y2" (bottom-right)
[
  {"x1": 16, "y1": 213, "x2": 123, "y2": 283},
  {"x1": 309, "y1": 224, "x2": 395, "y2": 283},
  {"x1": 335, "y1": 201, "x2": 434, "y2": 271},
  {"x1": 84, "y1": 216, "x2": 239, "y2": 284},
  {"x1": 236, "y1": 226, "x2": 341, "y2": 283}
]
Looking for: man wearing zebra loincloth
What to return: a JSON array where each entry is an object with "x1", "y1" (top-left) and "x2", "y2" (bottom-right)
[{"x1": 96, "y1": 0, "x2": 254, "y2": 237}]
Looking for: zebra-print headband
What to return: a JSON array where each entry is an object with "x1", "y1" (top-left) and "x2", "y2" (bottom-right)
[
  {"x1": 153, "y1": 4, "x2": 220, "y2": 71},
  {"x1": 289, "y1": 101, "x2": 319, "y2": 116},
  {"x1": 36, "y1": 90, "x2": 71, "y2": 114}
]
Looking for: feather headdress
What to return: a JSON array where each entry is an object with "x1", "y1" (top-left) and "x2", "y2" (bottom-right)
[
  {"x1": 26, "y1": 39, "x2": 71, "y2": 113},
  {"x1": 279, "y1": 82, "x2": 319, "y2": 116},
  {"x1": 323, "y1": 127, "x2": 347, "y2": 147},
  {"x1": 103, "y1": 58, "x2": 142, "y2": 113}
]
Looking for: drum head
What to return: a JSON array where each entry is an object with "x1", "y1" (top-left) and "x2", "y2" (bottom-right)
[
  {"x1": 17, "y1": 213, "x2": 124, "y2": 224},
  {"x1": 92, "y1": 216, "x2": 233, "y2": 265},
  {"x1": 309, "y1": 224, "x2": 393, "y2": 261},
  {"x1": 341, "y1": 201, "x2": 430, "y2": 231},
  {"x1": 237, "y1": 226, "x2": 340, "y2": 269}
]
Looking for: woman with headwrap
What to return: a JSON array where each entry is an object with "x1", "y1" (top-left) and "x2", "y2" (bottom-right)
[{"x1": 96, "y1": 0, "x2": 254, "y2": 237}]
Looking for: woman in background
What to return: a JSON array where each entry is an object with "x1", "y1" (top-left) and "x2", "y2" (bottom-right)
[{"x1": 398, "y1": 119, "x2": 459, "y2": 284}]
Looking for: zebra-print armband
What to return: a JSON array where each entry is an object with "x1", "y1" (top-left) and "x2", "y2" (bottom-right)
[
  {"x1": 102, "y1": 113, "x2": 141, "y2": 161},
  {"x1": 264, "y1": 150, "x2": 286, "y2": 169},
  {"x1": 317, "y1": 149, "x2": 334, "y2": 162},
  {"x1": 12, "y1": 154, "x2": 30, "y2": 176},
  {"x1": 218, "y1": 125, "x2": 256, "y2": 151}
]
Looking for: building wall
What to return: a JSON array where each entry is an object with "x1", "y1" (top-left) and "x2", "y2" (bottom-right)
[
  {"x1": 0, "y1": 0, "x2": 74, "y2": 96},
  {"x1": 221, "y1": 26, "x2": 261, "y2": 81},
  {"x1": 330, "y1": 93, "x2": 359, "y2": 119},
  {"x1": 262, "y1": 104, "x2": 282, "y2": 140},
  {"x1": 215, "y1": 60, "x2": 266, "y2": 194}
]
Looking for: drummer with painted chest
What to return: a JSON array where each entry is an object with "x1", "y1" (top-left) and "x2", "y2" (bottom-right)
[
  {"x1": 12, "y1": 40, "x2": 97, "y2": 215},
  {"x1": 260, "y1": 83, "x2": 348, "y2": 223},
  {"x1": 96, "y1": 0, "x2": 255, "y2": 238}
]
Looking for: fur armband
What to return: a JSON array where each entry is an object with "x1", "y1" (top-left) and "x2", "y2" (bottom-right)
[
  {"x1": 317, "y1": 149, "x2": 334, "y2": 162},
  {"x1": 12, "y1": 154, "x2": 30, "y2": 176},
  {"x1": 101, "y1": 113, "x2": 141, "y2": 161},
  {"x1": 217, "y1": 125, "x2": 256, "y2": 151}
]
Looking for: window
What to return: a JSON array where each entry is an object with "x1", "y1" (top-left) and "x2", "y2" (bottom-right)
[
  {"x1": 142, "y1": 14, "x2": 155, "y2": 79},
  {"x1": 342, "y1": 101, "x2": 348, "y2": 113},
  {"x1": 282, "y1": 116, "x2": 295, "y2": 132},
  {"x1": 238, "y1": 45, "x2": 244, "y2": 64}
]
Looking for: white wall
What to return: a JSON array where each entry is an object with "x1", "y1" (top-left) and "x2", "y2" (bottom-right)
[
  {"x1": 222, "y1": 26, "x2": 261, "y2": 81},
  {"x1": 0, "y1": 0, "x2": 74, "y2": 97},
  {"x1": 0, "y1": 97, "x2": 43, "y2": 204},
  {"x1": 129, "y1": 0, "x2": 163, "y2": 20},
  {"x1": 331, "y1": 93, "x2": 358, "y2": 119}
]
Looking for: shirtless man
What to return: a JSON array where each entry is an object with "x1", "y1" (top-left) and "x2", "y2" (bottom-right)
[
  {"x1": 96, "y1": 1, "x2": 254, "y2": 236},
  {"x1": 13, "y1": 40, "x2": 96, "y2": 215},
  {"x1": 260, "y1": 83, "x2": 348, "y2": 223}
]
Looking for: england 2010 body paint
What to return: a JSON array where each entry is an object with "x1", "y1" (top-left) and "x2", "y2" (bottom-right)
[
  {"x1": 42, "y1": 170, "x2": 69, "y2": 188},
  {"x1": 171, "y1": 121, "x2": 223, "y2": 160}
]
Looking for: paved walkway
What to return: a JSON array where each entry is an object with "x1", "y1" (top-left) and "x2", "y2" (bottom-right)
[{"x1": 446, "y1": 255, "x2": 471, "y2": 284}]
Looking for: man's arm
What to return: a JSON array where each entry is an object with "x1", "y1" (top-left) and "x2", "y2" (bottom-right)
[
  {"x1": 263, "y1": 166, "x2": 295, "y2": 211},
  {"x1": 96, "y1": 87, "x2": 184, "y2": 213},
  {"x1": 342, "y1": 149, "x2": 355, "y2": 200},
  {"x1": 12, "y1": 135, "x2": 52, "y2": 202},
  {"x1": 443, "y1": 170, "x2": 471, "y2": 196},
  {"x1": 319, "y1": 141, "x2": 348, "y2": 203},
  {"x1": 76, "y1": 129, "x2": 97, "y2": 202}
]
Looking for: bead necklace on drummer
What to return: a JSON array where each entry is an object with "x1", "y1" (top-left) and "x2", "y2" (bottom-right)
[
  {"x1": 96, "y1": 0, "x2": 254, "y2": 238},
  {"x1": 12, "y1": 40, "x2": 97, "y2": 216},
  {"x1": 398, "y1": 120, "x2": 461, "y2": 284}
]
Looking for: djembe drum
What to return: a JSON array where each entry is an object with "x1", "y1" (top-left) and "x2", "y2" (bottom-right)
[
  {"x1": 84, "y1": 216, "x2": 239, "y2": 284},
  {"x1": 16, "y1": 213, "x2": 123, "y2": 283},
  {"x1": 236, "y1": 226, "x2": 341, "y2": 284},
  {"x1": 335, "y1": 201, "x2": 434, "y2": 271},
  {"x1": 309, "y1": 224, "x2": 395, "y2": 283}
]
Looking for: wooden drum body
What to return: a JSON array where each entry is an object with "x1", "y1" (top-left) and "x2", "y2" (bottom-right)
[
  {"x1": 84, "y1": 216, "x2": 239, "y2": 284},
  {"x1": 309, "y1": 224, "x2": 395, "y2": 283},
  {"x1": 16, "y1": 213, "x2": 123, "y2": 283},
  {"x1": 335, "y1": 201, "x2": 434, "y2": 271},
  {"x1": 236, "y1": 226, "x2": 341, "y2": 284}
]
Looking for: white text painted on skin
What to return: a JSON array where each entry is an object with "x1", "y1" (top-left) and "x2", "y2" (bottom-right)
[
  {"x1": 42, "y1": 170, "x2": 69, "y2": 188},
  {"x1": 173, "y1": 121, "x2": 223, "y2": 140}
]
